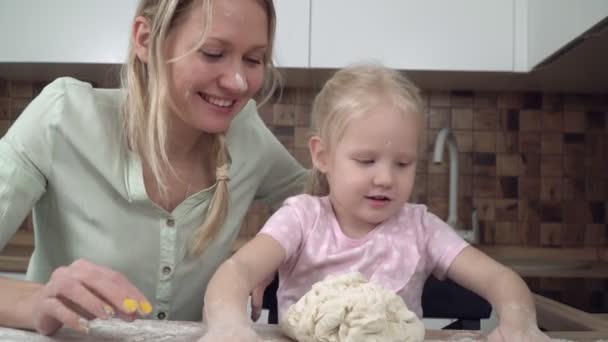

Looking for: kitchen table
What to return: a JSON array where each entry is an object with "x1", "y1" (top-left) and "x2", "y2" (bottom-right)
[{"x1": 0, "y1": 319, "x2": 606, "y2": 341}]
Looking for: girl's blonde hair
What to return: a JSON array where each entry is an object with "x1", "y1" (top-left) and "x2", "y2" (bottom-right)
[
  {"x1": 306, "y1": 64, "x2": 425, "y2": 196},
  {"x1": 121, "y1": 0, "x2": 279, "y2": 255}
]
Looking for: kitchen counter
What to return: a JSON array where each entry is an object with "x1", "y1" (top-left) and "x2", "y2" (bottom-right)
[{"x1": 0, "y1": 319, "x2": 606, "y2": 341}]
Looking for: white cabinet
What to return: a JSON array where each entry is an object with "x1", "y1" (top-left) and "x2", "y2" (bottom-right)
[
  {"x1": 274, "y1": 0, "x2": 310, "y2": 68},
  {"x1": 0, "y1": 0, "x2": 309, "y2": 68},
  {"x1": 0, "y1": 0, "x2": 137, "y2": 64},
  {"x1": 1, "y1": 1, "x2": 604, "y2": 76},
  {"x1": 526, "y1": 0, "x2": 608, "y2": 69},
  {"x1": 310, "y1": 0, "x2": 515, "y2": 72}
]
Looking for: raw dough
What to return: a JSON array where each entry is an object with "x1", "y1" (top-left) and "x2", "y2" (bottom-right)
[{"x1": 281, "y1": 272, "x2": 425, "y2": 342}]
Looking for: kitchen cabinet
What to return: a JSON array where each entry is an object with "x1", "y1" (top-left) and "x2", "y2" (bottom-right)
[
  {"x1": 0, "y1": 0, "x2": 137, "y2": 64},
  {"x1": 274, "y1": 0, "x2": 310, "y2": 68},
  {"x1": 0, "y1": 0, "x2": 309, "y2": 68},
  {"x1": 526, "y1": 0, "x2": 608, "y2": 69},
  {"x1": 310, "y1": 0, "x2": 515, "y2": 72}
]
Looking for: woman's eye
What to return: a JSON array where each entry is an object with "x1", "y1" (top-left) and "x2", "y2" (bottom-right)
[
  {"x1": 245, "y1": 57, "x2": 263, "y2": 65},
  {"x1": 201, "y1": 50, "x2": 222, "y2": 59},
  {"x1": 356, "y1": 159, "x2": 374, "y2": 165}
]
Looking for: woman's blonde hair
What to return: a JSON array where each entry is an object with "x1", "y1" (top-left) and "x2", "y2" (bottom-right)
[
  {"x1": 121, "y1": 0, "x2": 279, "y2": 255},
  {"x1": 305, "y1": 63, "x2": 425, "y2": 196}
]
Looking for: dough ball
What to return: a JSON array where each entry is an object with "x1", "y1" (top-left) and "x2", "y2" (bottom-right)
[{"x1": 281, "y1": 273, "x2": 425, "y2": 342}]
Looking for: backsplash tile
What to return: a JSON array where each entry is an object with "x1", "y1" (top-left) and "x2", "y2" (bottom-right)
[
  {"x1": 9, "y1": 81, "x2": 33, "y2": 98},
  {"x1": 0, "y1": 98, "x2": 9, "y2": 120}
]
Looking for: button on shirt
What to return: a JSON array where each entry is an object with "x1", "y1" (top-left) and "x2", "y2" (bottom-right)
[{"x1": 0, "y1": 77, "x2": 307, "y2": 321}]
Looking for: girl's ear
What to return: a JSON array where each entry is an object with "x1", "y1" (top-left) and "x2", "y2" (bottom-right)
[
  {"x1": 309, "y1": 136, "x2": 329, "y2": 173},
  {"x1": 133, "y1": 16, "x2": 152, "y2": 63}
]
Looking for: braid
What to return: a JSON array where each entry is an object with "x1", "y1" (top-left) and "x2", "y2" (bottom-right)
[{"x1": 189, "y1": 134, "x2": 230, "y2": 256}]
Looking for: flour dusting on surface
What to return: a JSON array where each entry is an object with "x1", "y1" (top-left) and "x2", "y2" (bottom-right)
[{"x1": 0, "y1": 321, "x2": 602, "y2": 342}]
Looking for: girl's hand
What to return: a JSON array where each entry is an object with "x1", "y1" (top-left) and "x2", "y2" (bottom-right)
[
  {"x1": 487, "y1": 325, "x2": 551, "y2": 342},
  {"x1": 198, "y1": 324, "x2": 263, "y2": 342},
  {"x1": 25, "y1": 259, "x2": 151, "y2": 335},
  {"x1": 250, "y1": 273, "x2": 275, "y2": 322},
  {"x1": 486, "y1": 303, "x2": 551, "y2": 342}
]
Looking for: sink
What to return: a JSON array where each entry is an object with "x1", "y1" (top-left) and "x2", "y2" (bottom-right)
[{"x1": 498, "y1": 259, "x2": 593, "y2": 272}]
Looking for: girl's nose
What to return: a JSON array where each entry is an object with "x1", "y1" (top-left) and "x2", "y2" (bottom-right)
[{"x1": 372, "y1": 165, "x2": 393, "y2": 187}]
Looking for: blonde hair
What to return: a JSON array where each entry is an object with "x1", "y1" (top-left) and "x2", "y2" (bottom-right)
[
  {"x1": 306, "y1": 64, "x2": 425, "y2": 196},
  {"x1": 121, "y1": 0, "x2": 279, "y2": 255}
]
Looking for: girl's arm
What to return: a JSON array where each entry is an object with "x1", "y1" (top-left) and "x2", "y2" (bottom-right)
[
  {"x1": 203, "y1": 234, "x2": 285, "y2": 331},
  {"x1": 447, "y1": 246, "x2": 550, "y2": 341}
]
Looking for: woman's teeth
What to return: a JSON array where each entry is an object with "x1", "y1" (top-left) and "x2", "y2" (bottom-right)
[{"x1": 202, "y1": 94, "x2": 233, "y2": 108}]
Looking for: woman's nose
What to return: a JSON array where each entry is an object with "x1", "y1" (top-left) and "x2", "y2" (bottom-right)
[{"x1": 218, "y1": 64, "x2": 249, "y2": 94}]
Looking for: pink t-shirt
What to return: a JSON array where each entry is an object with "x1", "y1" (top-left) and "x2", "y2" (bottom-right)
[{"x1": 259, "y1": 194, "x2": 469, "y2": 321}]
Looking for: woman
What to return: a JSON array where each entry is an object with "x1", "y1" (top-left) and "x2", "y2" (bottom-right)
[{"x1": 0, "y1": 0, "x2": 306, "y2": 335}]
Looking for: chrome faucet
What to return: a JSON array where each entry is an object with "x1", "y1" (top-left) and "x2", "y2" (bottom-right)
[
  {"x1": 432, "y1": 128, "x2": 479, "y2": 244},
  {"x1": 432, "y1": 128, "x2": 459, "y2": 228}
]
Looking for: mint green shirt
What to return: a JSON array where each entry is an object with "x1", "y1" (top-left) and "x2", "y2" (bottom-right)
[{"x1": 0, "y1": 77, "x2": 307, "y2": 321}]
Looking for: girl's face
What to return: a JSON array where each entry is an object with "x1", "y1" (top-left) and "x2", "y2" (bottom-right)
[
  {"x1": 321, "y1": 104, "x2": 420, "y2": 233},
  {"x1": 165, "y1": 0, "x2": 268, "y2": 134}
]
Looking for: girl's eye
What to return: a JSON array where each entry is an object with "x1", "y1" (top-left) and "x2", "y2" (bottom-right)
[
  {"x1": 397, "y1": 162, "x2": 410, "y2": 167},
  {"x1": 356, "y1": 159, "x2": 374, "y2": 165}
]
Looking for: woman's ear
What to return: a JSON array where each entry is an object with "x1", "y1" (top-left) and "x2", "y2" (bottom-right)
[
  {"x1": 133, "y1": 16, "x2": 151, "y2": 63},
  {"x1": 309, "y1": 136, "x2": 329, "y2": 173}
]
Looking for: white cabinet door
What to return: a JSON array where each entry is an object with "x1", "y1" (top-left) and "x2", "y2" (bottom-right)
[
  {"x1": 527, "y1": 0, "x2": 608, "y2": 69},
  {"x1": 0, "y1": 0, "x2": 137, "y2": 64},
  {"x1": 310, "y1": 0, "x2": 514, "y2": 72},
  {"x1": 0, "y1": 0, "x2": 309, "y2": 67},
  {"x1": 274, "y1": 1, "x2": 310, "y2": 68}
]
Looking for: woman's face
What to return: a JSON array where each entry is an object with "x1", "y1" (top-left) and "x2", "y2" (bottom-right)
[{"x1": 165, "y1": 0, "x2": 269, "y2": 134}]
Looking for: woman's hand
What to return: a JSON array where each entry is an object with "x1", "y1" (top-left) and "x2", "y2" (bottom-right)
[
  {"x1": 198, "y1": 324, "x2": 263, "y2": 342},
  {"x1": 25, "y1": 259, "x2": 151, "y2": 335}
]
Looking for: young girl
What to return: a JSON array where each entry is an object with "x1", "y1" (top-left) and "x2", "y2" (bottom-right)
[{"x1": 200, "y1": 65, "x2": 549, "y2": 341}]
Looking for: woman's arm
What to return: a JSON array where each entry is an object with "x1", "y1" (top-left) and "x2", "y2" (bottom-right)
[
  {"x1": 447, "y1": 246, "x2": 549, "y2": 341},
  {"x1": 203, "y1": 234, "x2": 286, "y2": 330},
  {"x1": 0, "y1": 277, "x2": 42, "y2": 329}
]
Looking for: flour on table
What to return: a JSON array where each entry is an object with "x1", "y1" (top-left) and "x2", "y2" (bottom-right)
[
  {"x1": 0, "y1": 319, "x2": 203, "y2": 342},
  {"x1": 281, "y1": 272, "x2": 425, "y2": 342},
  {"x1": 0, "y1": 319, "x2": 294, "y2": 342}
]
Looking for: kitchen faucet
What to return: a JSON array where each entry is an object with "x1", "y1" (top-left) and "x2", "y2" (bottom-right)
[{"x1": 432, "y1": 128, "x2": 478, "y2": 243}]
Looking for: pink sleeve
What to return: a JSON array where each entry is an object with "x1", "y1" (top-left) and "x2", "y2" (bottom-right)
[
  {"x1": 258, "y1": 200, "x2": 304, "y2": 263},
  {"x1": 421, "y1": 209, "x2": 469, "y2": 280}
]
